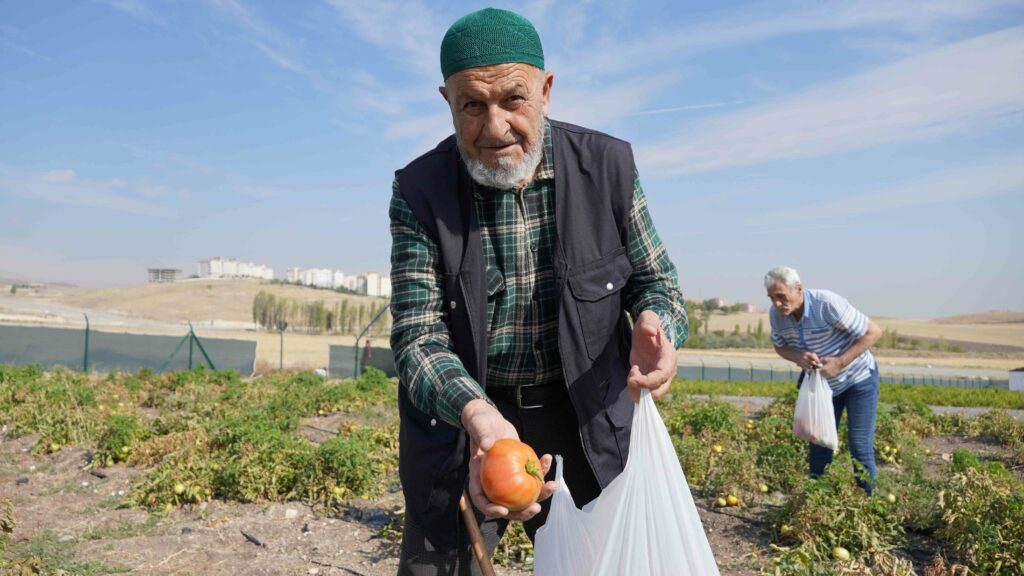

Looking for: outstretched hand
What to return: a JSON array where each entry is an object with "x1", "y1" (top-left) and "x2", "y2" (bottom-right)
[
  {"x1": 461, "y1": 399, "x2": 557, "y2": 520},
  {"x1": 628, "y1": 310, "x2": 678, "y2": 402}
]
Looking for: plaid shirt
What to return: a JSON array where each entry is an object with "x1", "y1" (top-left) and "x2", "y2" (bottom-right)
[{"x1": 390, "y1": 122, "x2": 687, "y2": 428}]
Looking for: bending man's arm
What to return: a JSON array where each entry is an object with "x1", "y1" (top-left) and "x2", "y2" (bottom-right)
[
  {"x1": 820, "y1": 319, "x2": 882, "y2": 379},
  {"x1": 773, "y1": 344, "x2": 822, "y2": 371}
]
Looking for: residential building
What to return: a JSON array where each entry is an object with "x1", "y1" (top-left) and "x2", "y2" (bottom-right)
[
  {"x1": 198, "y1": 257, "x2": 273, "y2": 280},
  {"x1": 147, "y1": 268, "x2": 181, "y2": 284}
]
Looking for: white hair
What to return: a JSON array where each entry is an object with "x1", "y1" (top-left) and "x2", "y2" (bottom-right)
[{"x1": 764, "y1": 266, "x2": 801, "y2": 290}]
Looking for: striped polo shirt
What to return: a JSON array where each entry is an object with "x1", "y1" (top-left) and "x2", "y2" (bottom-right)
[{"x1": 770, "y1": 288, "x2": 876, "y2": 393}]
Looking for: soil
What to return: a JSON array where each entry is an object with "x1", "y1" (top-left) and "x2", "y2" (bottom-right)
[{"x1": 3, "y1": 423, "x2": 1021, "y2": 575}]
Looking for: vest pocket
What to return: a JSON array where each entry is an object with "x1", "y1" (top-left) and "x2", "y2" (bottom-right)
[{"x1": 567, "y1": 248, "x2": 633, "y2": 360}]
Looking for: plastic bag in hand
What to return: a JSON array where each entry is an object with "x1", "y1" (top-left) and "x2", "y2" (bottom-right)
[
  {"x1": 534, "y1": 389, "x2": 720, "y2": 575},
  {"x1": 792, "y1": 369, "x2": 838, "y2": 450}
]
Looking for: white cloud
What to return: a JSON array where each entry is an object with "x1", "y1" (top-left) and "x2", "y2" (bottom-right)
[
  {"x1": 324, "y1": 0, "x2": 442, "y2": 78},
  {"x1": 561, "y1": 0, "x2": 1024, "y2": 77},
  {"x1": 637, "y1": 26, "x2": 1024, "y2": 176},
  {"x1": 42, "y1": 169, "x2": 76, "y2": 183},
  {"x1": 99, "y1": 0, "x2": 163, "y2": 23},
  {"x1": 626, "y1": 100, "x2": 747, "y2": 118},
  {"x1": 0, "y1": 243, "x2": 149, "y2": 287},
  {"x1": 205, "y1": 0, "x2": 304, "y2": 73},
  {"x1": 2, "y1": 170, "x2": 181, "y2": 218},
  {"x1": 233, "y1": 184, "x2": 280, "y2": 199},
  {"x1": 554, "y1": 72, "x2": 680, "y2": 129},
  {"x1": 755, "y1": 154, "x2": 1024, "y2": 224}
]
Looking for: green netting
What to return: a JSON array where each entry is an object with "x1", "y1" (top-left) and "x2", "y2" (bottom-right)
[
  {"x1": 0, "y1": 325, "x2": 256, "y2": 375},
  {"x1": 328, "y1": 344, "x2": 396, "y2": 379}
]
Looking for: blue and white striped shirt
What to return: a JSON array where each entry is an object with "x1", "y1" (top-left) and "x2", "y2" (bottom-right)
[{"x1": 770, "y1": 288, "x2": 876, "y2": 393}]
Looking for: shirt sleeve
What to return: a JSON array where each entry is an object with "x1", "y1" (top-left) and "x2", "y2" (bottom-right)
[
  {"x1": 769, "y1": 309, "x2": 786, "y2": 347},
  {"x1": 621, "y1": 173, "x2": 689, "y2": 348},
  {"x1": 822, "y1": 291, "x2": 869, "y2": 340},
  {"x1": 389, "y1": 179, "x2": 489, "y2": 428}
]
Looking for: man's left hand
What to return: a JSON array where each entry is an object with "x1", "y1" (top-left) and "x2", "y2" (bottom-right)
[
  {"x1": 628, "y1": 310, "x2": 677, "y2": 402},
  {"x1": 819, "y1": 357, "x2": 844, "y2": 379}
]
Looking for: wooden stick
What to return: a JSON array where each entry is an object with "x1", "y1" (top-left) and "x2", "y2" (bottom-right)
[{"x1": 459, "y1": 489, "x2": 496, "y2": 576}]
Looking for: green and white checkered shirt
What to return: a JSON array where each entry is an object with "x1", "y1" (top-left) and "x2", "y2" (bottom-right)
[{"x1": 390, "y1": 122, "x2": 687, "y2": 428}]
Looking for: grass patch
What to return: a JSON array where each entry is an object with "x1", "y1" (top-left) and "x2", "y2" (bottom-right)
[
  {"x1": 2, "y1": 530, "x2": 131, "y2": 575},
  {"x1": 677, "y1": 379, "x2": 1024, "y2": 409},
  {"x1": 80, "y1": 516, "x2": 162, "y2": 541}
]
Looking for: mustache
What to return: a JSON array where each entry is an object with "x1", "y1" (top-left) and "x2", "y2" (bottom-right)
[{"x1": 476, "y1": 132, "x2": 523, "y2": 148}]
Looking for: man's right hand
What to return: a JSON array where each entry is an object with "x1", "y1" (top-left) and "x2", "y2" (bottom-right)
[
  {"x1": 461, "y1": 399, "x2": 556, "y2": 521},
  {"x1": 798, "y1": 351, "x2": 822, "y2": 371}
]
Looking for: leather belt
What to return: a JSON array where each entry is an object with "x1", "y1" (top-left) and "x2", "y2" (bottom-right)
[{"x1": 487, "y1": 383, "x2": 568, "y2": 409}]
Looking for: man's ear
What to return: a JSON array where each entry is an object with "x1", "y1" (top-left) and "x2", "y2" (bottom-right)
[
  {"x1": 541, "y1": 71, "x2": 553, "y2": 116},
  {"x1": 438, "y1": 85, "x2": 449, "y2": 105}
]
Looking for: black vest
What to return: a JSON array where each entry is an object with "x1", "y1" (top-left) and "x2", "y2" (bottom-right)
[{"x1": 394, "y1": 119, "x2": 636, "y2": 552}]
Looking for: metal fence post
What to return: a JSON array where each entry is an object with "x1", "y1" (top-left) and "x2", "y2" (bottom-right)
[
  {"x1": 354, "y1": 303, "x2": 390, "y2": 378},
  {"x1": 82, "y1": 313, "x2": 90, "y2": 373},
  {"x1": 700, "y1": 359, "x2": 705, "y2": 380},
  {"x1": 727, "y1": 360, "x2": 732, "y2": 382},
  {"x1": 279, "y1": 330, "x2": 284, "y2": 370},
  {"x1": 749, "y1": 361, "x2": 754, "y2": 381}
]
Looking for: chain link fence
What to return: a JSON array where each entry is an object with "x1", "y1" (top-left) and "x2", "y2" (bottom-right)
[
  {"x1": 1, "y1": 321, "x2": 1012, "y2": 390},
  {"x1": 0, "y1": 324, "x2": 256, "y2": 375},
  {"x1": 678, "y1": 358, "x2": 1011, "y2": 389}
]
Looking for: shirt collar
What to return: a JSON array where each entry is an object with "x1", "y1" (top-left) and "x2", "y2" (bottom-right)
[{"x1": 534, "y1": 120, "x2": 554, "y2": 182}]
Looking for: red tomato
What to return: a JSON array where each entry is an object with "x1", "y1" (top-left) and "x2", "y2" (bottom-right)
[{"x1": 480, "y1": 439, "x2": 544, "y2": 512}]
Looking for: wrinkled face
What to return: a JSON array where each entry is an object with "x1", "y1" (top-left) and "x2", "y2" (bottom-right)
[
  {"x1": 767, "y1": 280, "x2": 804, "y2": 317},
  {"x1": 440, "y1": 63, "x2": 553, "y2": 189}
]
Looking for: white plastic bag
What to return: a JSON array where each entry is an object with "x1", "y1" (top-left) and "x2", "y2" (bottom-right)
[
  {"x1": 792, "y1": 369, "x2": 838, "y2": 450},
  {"x1": 534, "y1": 389, "x2": 720, "y2": 576}
]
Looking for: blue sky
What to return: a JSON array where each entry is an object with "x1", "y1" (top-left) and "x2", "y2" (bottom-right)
[{"x1": 1, "y1": 0, "x2": 1022, "y2": 319}]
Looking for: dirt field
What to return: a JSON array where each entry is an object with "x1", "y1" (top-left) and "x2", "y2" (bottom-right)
[{"x1": 4, "y1": 399, "x2": 1019, "y2": 574}]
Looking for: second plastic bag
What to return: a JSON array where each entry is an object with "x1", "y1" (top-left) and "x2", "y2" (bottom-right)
[
  {"x1": 533, "y1": 389, "x2": 720, "y2": 576},
  {"x1": 792, "y1": 369, "x2": 839, "y2": 450}
]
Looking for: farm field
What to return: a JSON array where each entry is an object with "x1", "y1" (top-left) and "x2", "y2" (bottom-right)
[{"x1": 2, "y1": 366, "x2": 1022, "y2": 575}]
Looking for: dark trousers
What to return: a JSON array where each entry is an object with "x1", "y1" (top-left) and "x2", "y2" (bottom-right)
[
  {"x1": 397, "y1": 392, "x2": 602, "y2": 575},
  {"x1": 808, "y1": 366, "x2": 880, "y2": 494}
]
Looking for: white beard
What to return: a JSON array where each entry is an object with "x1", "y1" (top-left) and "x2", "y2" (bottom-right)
[{"x1": 457, "y1": 118, "x2": 546, "y2": 190}]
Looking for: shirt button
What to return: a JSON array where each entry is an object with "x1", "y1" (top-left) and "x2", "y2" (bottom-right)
[
  {"x1": 530, "y1": 243, "x2": 538, "y2": 252},
  {"x1": 450, "y1": 301, "x2": 457, "y2": 310},
  {"x1": 430, "y1": 418, "x2": 437, "y2": 427},
  {"x1": 606, "y1": 282, "x2": 614, "y2": 290}
]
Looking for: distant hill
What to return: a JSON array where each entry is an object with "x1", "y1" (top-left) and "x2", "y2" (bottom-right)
[
  {"x1": 931, "y1": 310, "x2": 1024, "y2": 325},
  {"x1": 29, "y1": 278, "x2": 386, "y2": 325}
]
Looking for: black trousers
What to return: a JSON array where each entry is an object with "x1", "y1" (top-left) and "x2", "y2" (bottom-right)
[{"x1": 397, "y1": 392, "x2": 602, "y2": 575}]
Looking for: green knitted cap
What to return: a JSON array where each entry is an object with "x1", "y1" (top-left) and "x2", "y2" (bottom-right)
[{"x1": 440, "y1": 8, "x2": 544, "y2": 80}]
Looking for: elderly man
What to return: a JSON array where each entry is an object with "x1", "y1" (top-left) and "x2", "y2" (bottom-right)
[
  {"x1": 389, "y1": 7, "x2": 688, "y2": 574},
  {"x1": 765, "y1": 266, "x2": 882, "y2": 493}
]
